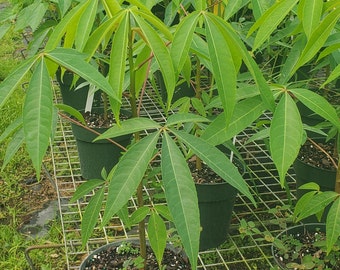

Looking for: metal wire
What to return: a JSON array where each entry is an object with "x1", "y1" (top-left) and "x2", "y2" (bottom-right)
[{"x1": 48, "y1": 86, "x2": 297, "y2": 269}]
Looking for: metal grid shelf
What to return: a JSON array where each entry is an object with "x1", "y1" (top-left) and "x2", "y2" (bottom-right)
[{"x1": 50, "y1": 86, "x2": 297, "y2": 269}]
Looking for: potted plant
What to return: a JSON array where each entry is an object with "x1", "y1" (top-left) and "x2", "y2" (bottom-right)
[{"x1": 1, "y1": 0, "x2": 340, "y2": 268}]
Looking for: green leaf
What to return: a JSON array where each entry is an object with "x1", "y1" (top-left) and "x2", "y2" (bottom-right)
[
  {"x1": 326, "y1": 198, "x2": 340, "y2": 254},
  {"x1": 295, "y1": 191, "x2": 338, "y2": 221},
  {"x1": 83, "y1": 15, "x2": 122, "y2": 59},
  {"x1": 298, "y1": 0, "x2": 323, "y2": 40},
  {"x1": 154, "y1": 205, "x2": 173, "y2": 222},
  {"x1": 102, "y1": 0, "x2": 122, "y2": 17},
  {"x1": 171, "y1": 129, "x2": 256, "y2": 205},
  {"x1": 70, "y1": 179, "x2": 105, "y2": 203},
  {"x1": 191, "y1": 97, "x2": 206, "y2": 117},
  {"x1": 0, "y1": 22, "x2": 11, "y2": 40},
  {"x1": 289, "y1": 88, "x2": 340, "y2": 131},
  {"x1": 245, "y1": 128, "x2": 270, "y2": 146},
  {"x1": 0, "y1": 56, "x2": 38, "y2": 109},
  {"x1": 55, "y1": 104, "x2": 86, "y2": 125},
  {"x1": 204, "y1": 13, "x2": 236, "y2": 127},
  {"x1": 75, "y1": 0, "x2": 98, "y2": 51},
  {"x1": 202, "y1": 96, "x2": 265, "y2": 146},
  {"x1": 322, "y1": 64, "x2": 340, "y2": 87},
  {"x1": 224, "y1": 0, "x2": 250, "y2": 20},
  {"x1": 251, "y1": 0, "x2": 274, "y2": 20},
  {"x1": 279, "y1": 36, "x2": 306, "y2": 84},
  {"x1": 81, "y1": 186, "x2": 105, "y2": 246},
  {"x1": 213, "y1": 18, "x2": 275, "y2": 111},
  {"x1": 270, "y1": 93, "x2": 303, "y2": 187},
  {"x1": 298, "y1": 182, "x2": 320, "y2": 191},
  {"x1": 102, "y1": 131, "x2": 160, "y2": 226},
  {"x1": 147, "y1": 211, "x2": 167, "y2": 268},
  {"x1": 170, "y1": 11, "x2": 200, "y2": 76},
  {"x1": 166, "y1": 113, "x2": 210, "y2": 127},
  {"x1": 1, "y1": 128, "x2": 24, "y2": 170},
  {"x1": 45, "y1": 0, "x2": 90, "y2": 50},
  {"x1": 23, "y1": 59, "x2": 53, "y2": 180},
  {"x1": 46, "y1": 48, "x2": 119, "y2": 102},
  {"x1": 15, "y1": 2, "x2": 48, "y2": 32},
  {"x1": 292, "y1": 7, "x2": 340, "y2": 74},
  {"x1": 248, "y1": 0, "x2": 298, "y2": 51},
  {"x1": 108, "y1": 12, "x2": 129, "y2": 120},
  {"x1": 161, "y1": 132, "x2": 200, "y2": 270},
  {"x1": 130, "y1": 206, "x2": 150, "y2": 224},
  {"x1": 95, "y1": 118, "x2": 161, "y2": 141},
  {"x1": 293, "y1": 190, "x2": 318, "y2": 221},
  {"x1": 0, "y1": 117, "x2": 22, "y2": 143},
  {"x1": 132, "y1": 11, "x2": 175, "y2": 111}
]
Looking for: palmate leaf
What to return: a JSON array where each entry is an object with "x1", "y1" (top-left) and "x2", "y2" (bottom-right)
[
  {"x1": 81, "y1": 186, "x2": 105, "y2": 246},
  {"x1": 147, "y1": 211, "x2": 167, "y2": 268},
  {"x1": 0, "y1": 116, "x2": 22, "y2": 143},
  {"x1": 46, "y1": 48, "x2": 119, "y2": 102},
  {"x1": 23, "y1": 58, "x2": 53, "y2": 180},
  {"x1": 326, "y1": 198, "x2": 340, "y2": 254},
  {"x1": 270, "y1": 92, "x2": 303, "y2": 187},
  {"x1": 289, "y1": 88, "x2": 340, "y2": 130},
  {"x1": 161, "y1": 132, "x2": 200, "y2": 270},
  {"x1": 204, "y1": 13, "x2": 236, "y2": 127},
  {"x1": 171, "y1": 129, "x2": 256, "y2": 205},
  {"x1": 102, "y1": 131, "x2": 160, "y2": 226}
]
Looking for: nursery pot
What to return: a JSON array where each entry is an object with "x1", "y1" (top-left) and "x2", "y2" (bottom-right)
[
  {"x1": 271, "y1": 223, "x2": 326, "y2": 270},
  {"x1": 71, "y1": 109, "x2": 131, "y2": 179},
  {"x1": 79, "y1": 239, "x2": 190, "y2": 269},
  {"x1": 56, "y1": 69, "x2": 101, "y2": 110},
  {"x1": 195, "y1": 181, "x2": 237, "y2": 251}
]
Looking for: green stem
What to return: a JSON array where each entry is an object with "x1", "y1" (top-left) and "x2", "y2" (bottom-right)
[{"x1": 128, "y1": 13, "x2": 146, "y2": 266}]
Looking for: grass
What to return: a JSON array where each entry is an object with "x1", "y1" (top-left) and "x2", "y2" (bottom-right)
[{"x1": 0, "y1": 17, "x2": 66, "y2": 269}]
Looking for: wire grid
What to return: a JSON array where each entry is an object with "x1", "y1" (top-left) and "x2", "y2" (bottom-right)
[{"x1": 50, "y1": 86, "x2": 297, "y2": 269}]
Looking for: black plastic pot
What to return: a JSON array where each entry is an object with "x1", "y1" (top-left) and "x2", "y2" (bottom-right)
[
  {"x1": 271, "y1": 223, "x2": 326, "y2": 270},
  {"x1": 56, "y1": 69, "x2": 101, "y2": 110},
  {"x1": 195, "y1": 181, "x2": 237, "y2": 251},
  {"x1": 72, "y1": 123, "x2": 131, "y2": 179},
  {"x1": 79, "y1": 239, "x2": 189, "y2": 269},
  {"x1": 293, "y1": 139, "x2": 336, "y2": 222},
  {"x1": 71, "y1": 109, "x2": 132, "y2": 179}
]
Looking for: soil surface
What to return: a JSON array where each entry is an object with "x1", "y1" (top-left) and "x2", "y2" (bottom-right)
[
  {"x1": 273, "y1": 226, "x2": 340, "y2": 269},
  {"x1": 82, "y1": 242, "x2": 191, "y2": 270},
  {"x1": 297, "y1": 139, "x2": 338, "y2": 171}
]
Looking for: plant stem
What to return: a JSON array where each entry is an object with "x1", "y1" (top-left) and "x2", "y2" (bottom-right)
[{"x1": 128, "y1": 13, "x2": 146, "y2": 266}]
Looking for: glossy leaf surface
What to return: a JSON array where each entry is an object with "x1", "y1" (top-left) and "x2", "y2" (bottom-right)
[
  {"x1": 161, "y1": 132, "x2": 200, "y2": 270},
  {"x1": 102, "y1": 132, "x2": 160, "y2": 226},
  {"x1": 23, "y1": 59, "x2": 53, "y2": 180},
  {"x1": 270, "y1": 92, "x2": 303, "y2": 186}
]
